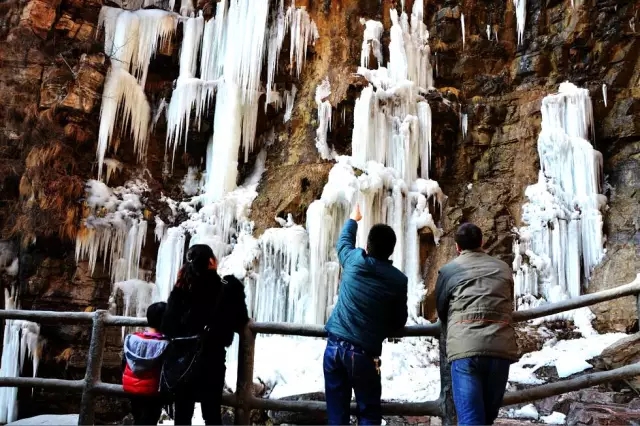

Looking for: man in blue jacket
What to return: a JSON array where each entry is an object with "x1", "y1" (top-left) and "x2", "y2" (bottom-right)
[{"x1": 324, "y1": 203, "x2": 408, "y2": 425}]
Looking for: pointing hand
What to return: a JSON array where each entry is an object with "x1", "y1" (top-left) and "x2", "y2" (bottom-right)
[{"x1": 350, "y1": 203, "x2": 362, "y2": 222}]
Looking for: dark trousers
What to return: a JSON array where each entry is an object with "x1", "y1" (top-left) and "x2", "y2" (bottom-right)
[
  {"x1": 451, "y1": 356, "x2": 511, "y2": 426},
  {"x1": 173, "y1": 366, "x2": 226, "y2": 425},
  {"x1": 323, "y1": 334, "x2": 382, "y2": 425},
  {"x1": 130, "y1": 395, "x2": 164, "y2": 425}
]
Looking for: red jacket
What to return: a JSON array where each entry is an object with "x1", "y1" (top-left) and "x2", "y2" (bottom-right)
[{"x1": 122, "y1": 331, "x2": 168, "y2": 395}]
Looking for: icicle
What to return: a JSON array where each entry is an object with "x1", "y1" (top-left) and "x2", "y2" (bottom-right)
[
  {"x1": 286, "y1": 5, "x2": 319, "y2": 78},
  {"x1": 460, "y1": 13, "x2": 465, "y2": 49},
  {"x1": 360, "y1": 19, "x2": 384, "y2": 69},
  {"x1": 254, "y1": 223, "x2": 310, "y2": 323},
  {"x1": 165, "y1": 78, "x2": 218, "y2": 162},
  {"x1": 154, "y1": 227, "x2": 185, "y2": 302},
  {"x1": 315, "y1": 78, "x2": 335, "y2": 160},
  {"x1": 265, "y1": 1, "x2": 289, "y2": 109},
  {"x1": 486, "y1": 24, "x2": 491, "y2": 40},
  {"x1": 203, "y1": 82, "x2": 243, "y2": 202},
  {"x1": 100, "y1": 8, "x2": 177, "y2": 87},
  {"x1": 178, "y1": 12, "x2": 205, "y2": 78},
  {"x1": 104, "y1": 159, "x2": 123, "y2": 184},
  {"x1": 97, "y1": 67, "x2": 150, "y2": 180},
  {"x1": 180, "y1": 0, "x2": 194, "y2": 17},
  {"x1": 284, "y1": 85, "x2": 297, "y2": 123},
  {"x1": 461, "y1": 113, "x2": 468, "y2": 139},
  {"x1": 513, "y1": 0, "x2": 526, "y2": 46},
  {"x1": 602, "y1": 83, "x2": 607, "y2": 107},
  {"x1": 200, "y1": 0, "x2": 228, "y2": 81}
]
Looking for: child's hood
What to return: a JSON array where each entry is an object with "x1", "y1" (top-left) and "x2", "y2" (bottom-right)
[{"x1": 123, "y1": 332, "x2": 168, "y2": 374}]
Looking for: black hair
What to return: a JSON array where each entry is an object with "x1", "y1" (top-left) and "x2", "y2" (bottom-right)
[
  {"x1": 146, "y1": 302, "x2": 167, "y2": 329},
  {"x1": 366, "y1": 224, "x2": 397, "y2": 260},
  {"x1": 175, "y1": 244, "x2": 218, "y2": 291},
  {"x1": 454, "y1": 222, "x2": 483, "y2": 251}
]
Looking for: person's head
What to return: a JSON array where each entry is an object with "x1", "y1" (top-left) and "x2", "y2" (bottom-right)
[
  {"x1": 146, "y1": 302, "x2": 167, "y2": 331},
  {"x1": 175, "y1": 244, "x2": 218, "y2": 290},
  {"x1": 366, "y1": 224, "x2": 397, "y2": 260},
  {"x1": 454, "y1": 222, "x2": 483, "y2": 253}
]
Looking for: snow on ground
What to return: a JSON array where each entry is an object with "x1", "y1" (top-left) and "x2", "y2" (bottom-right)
[
  {"x1": 508, "y1": 328, "x2": 626, "y2": 385},
  {"x1": 225, "y1": 335, "x2": 442, "y2": 402},
  {"x1": 7, "y1": 415, "x2": 79, "y2": 425}
]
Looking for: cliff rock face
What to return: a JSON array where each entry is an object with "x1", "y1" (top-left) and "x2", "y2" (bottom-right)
[{"x1": 0, "y1": 0, "x2": 638, "y2": 421}]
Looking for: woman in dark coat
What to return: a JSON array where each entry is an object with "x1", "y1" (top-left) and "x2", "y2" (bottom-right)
[{"x1": 161, "y1": 244, "x2": 250, "y2": 425}]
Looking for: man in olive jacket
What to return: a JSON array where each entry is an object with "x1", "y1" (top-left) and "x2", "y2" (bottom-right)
[
  {"x1": 324, "y1": 203, "x2": 408, "y2": 425},
  {"x1": 435, "y1": 223, "x2": 519, "y2": 426}
]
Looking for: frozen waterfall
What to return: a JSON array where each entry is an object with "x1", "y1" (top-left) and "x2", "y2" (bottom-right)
[{"x1": 513, "y1": 82, "x2": 605, "y2": 309}]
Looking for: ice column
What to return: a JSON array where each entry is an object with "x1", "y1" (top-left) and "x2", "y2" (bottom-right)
[
  {"x1": 255, "y1": 221, "x2": 310, "y2": 323},
  {"x1": 513, "y1": 82, "x2": 605, "y2": 306}
]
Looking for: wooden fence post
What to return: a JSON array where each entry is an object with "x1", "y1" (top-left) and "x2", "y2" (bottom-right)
[
  {"x1": 235, "y1": 323, "x2": 256, "y2": 425},
  {"x1": 438, "y1": 329, "x2": 456, "y2": 426},
  {"x1": 78, "y1": 310, "x2": 108, "y2": 425}
]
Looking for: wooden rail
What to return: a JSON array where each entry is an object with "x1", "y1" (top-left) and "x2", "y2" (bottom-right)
[{"x1": 0, "y1": 273, "x2": 638, "y2": 425}]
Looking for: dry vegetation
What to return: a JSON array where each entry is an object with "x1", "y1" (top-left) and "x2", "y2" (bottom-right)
[{"x1": 3, "y1": 109, "x2": 85, "y2": 245}]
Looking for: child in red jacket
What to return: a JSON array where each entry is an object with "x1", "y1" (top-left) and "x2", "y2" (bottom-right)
[{"x1": 122, "y1": 302, "x2": 169, "y2": 425}]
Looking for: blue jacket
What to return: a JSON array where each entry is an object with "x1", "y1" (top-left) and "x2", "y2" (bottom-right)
[{"x1": 325, "y1": 219, "x2": 408, "y2": 356}]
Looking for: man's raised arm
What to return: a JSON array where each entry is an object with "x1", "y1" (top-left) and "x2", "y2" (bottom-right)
[{"x1": 336, "y1": 203, "x2": 362, "y2": 266}]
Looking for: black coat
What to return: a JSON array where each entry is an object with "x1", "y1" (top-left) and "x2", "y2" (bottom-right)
[{"x1": 160, "y1": 271, "x2": 249, "y2": 396}]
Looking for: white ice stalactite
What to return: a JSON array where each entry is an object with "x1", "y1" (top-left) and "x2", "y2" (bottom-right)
[
  {"x1": 98, "y1": 8, "x2": 177, "y2": 88},
  {"x1": 486, "y1": 24, "x2": 491, "y2": 40},
  {"x1": 0, "y1": 289, "x2": 43, "y2": 424},
  {"x1": 284, "y1": 85, "x2": 297, "y2": 123},
  {"x1": 254, "y1": 221, "x2": 310, "y2": 323},
  {"x1": 200, "y1": 0, "x2": 228, "y2": 81},
  {"x1": 180, "y1": 0, "x2": 195, "y2": 17},
  {"x1": 360, "y1": 19, "x2": 384, "y2": 69},
  {"x1": 265, "y1": 0, "x2": 288, "y2": 108},
  {"x1": 513, "y1": 0, "x2": 526, "y2": 45},
  {"x1": 460, "y1": 13, "x2": 465, "y2": 49},
  {"x1": 97, "y1": 67, "x2": 151, "y2": 180},
  {"x1": 75, "y1": 179, "x2": 149, "y2": 284},
  {"x1": 114, "y1": 279, "x2": 156, "y2": 340},
  {"x1": 178, "y1": 12, "x2": 205, "y2": 78},
  {"x1": 461, "y1": 113, "x2": 468, "y2": 139},
  {"x1": 104, "y1": 158, "x2": 123, "y2": 185},
  {"x1": 602, "y1": 83, "x2": 607, "y2": 107},
  {"x1": 153, "y1": 227, "x2": 186, "y2": 303},
  {"x1": 204, "y1": 82, "x2": 243, "y2": 202},
  {"x1": 286, "y1": 4, "x2": 319, "y2": 78},
  {"x1": 513, "y1": 82, "x2": 605, "y2": 309},
  {"x1": 315, "y1": 78, "x2": 335, "y2": 160}
]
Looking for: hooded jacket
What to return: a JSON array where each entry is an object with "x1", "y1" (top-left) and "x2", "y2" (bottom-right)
[{"x1": 122, "y1": 331, "x2": 169, "y2": 395}]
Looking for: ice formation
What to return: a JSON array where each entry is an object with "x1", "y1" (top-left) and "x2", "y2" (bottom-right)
[
  {"x1": 513, "y1": 0, "x2": 526, "y2": 45},
  {"x1": 283, "y1": 85, "x2": 297, "y2": 123},
  {"x1": 75, "y1": 179, "x2": 149, "y2": 284},
  {"x1": 461, "y1": 113, "x2": 468, "y2": 138},
  {"x1": 602, "y1": 83, "x2": 607, "y2": 107},
  {"x1": 460, "y1": 13, "x2": 465, "y2": 49},
  {"x1": 513, "y1": 82, "x2": 605, "y2": 309},
  {"x1": 360, "y1": 19, "x2": 384, "y2": 69},
  {"x1": 314, "y1": 78, "x2": 335, "y2": 160},
  {"x1": 0, "y1": 289, "x2": 43, "y2": 424}
]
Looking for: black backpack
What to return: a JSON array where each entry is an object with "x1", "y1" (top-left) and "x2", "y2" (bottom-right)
[{"x1": 159, "y1": 280, "x2": 225, "y2": 396}]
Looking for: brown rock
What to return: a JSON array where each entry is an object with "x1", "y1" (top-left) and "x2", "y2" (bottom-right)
[
  {"x1": 39, "y1": 66, "x2": 71, "y2": 108},
  {"x1": 60, "y1": 53, "x2": 106, "y2": 113},
  {"x1": 19, "y1": 0, "x2": 59, "y2": 38}
]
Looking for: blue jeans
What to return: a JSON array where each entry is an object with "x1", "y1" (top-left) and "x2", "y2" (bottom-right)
[
  {"x1": 323, "y1": 335, "x2": 382, "y2": 425},
  {"x1": 451, "y1": 356, "x2": 511, "y2": 426}
]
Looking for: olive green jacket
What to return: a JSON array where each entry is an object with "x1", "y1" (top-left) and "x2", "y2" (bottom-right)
[{"x1": 435, "y1": 249, "x2": 519, "y2": 363}]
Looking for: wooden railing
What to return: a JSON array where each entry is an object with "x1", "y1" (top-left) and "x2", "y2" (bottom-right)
[{"x1": 0, "y1": 273, "x2": 638, "y2": 425}]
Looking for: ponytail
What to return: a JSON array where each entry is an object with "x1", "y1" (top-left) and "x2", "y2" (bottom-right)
[{"x1": 174, "y1": 244, "x2": 218, "y2": 291}]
